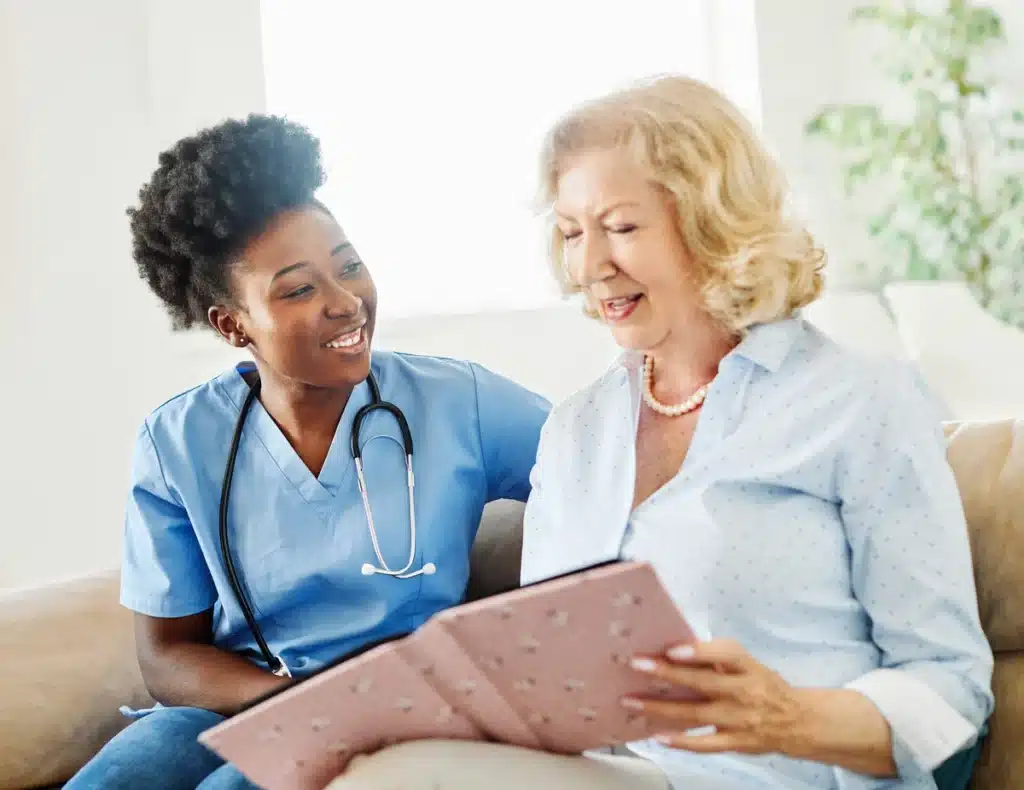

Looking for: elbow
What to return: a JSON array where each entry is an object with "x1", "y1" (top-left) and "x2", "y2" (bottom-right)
[
  {"x1": 847, "y1": 679, "x2": 966, "y2": 778},
  {"x1": 884, "y1": 615, "x2": 996, "y2": 732},
  {"x1": 933, "y1": 647, "x2": 994, "y2": 726},
  {"x1": 903, "y1": 653, "x2": 994, "y2": 731},
  {"x1": 136, "y1": 643, "x2": 178, "y2": 707},
  {"x1": 848, "y1": 649, "x2": 994, "y2": 776},
  {"x1": 131, "y1": 608, "x2": 214, "y2": 707}
]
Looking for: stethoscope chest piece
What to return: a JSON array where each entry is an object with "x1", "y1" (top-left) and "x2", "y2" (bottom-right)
[{"x1": 351, "y1": 377, "x2": 434, "y2": 579}]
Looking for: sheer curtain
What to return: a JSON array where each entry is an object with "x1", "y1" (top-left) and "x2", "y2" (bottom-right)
[{"x1": 260, "y1": 1, "x2": 758, "y2": 321}]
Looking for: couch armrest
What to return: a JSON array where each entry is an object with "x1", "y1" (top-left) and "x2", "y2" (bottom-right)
[{"x1": 0, "y1": 570, "x2": 153, "y2": 790}]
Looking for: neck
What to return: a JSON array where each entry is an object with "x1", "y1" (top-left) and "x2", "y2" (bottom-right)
[
  {"x1": 646, "y1": 318, "x2": 738, "y2": 400},
  {"x1": 252, "y1": 363, "x2": 355, "y2": 443}
]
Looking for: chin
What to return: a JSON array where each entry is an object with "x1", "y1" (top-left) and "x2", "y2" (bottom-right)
[
  {"x1": 607, "y1": 325, "x2": 661, "y2": 354},
  {"x1": 313, "y1": 351, "x2": 372, "y2": 390},
  {"x1": 340, "y1": 353, "x2": 373, "y2": 384}
]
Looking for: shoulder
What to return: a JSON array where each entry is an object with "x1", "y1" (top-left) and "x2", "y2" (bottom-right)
[
  {"x1": 775, "y1": 320, "x2": 948, "y2": 459},
  {"x1": 140, "y1": 366, "x2": 241, "y2": 453},
  {"x1": 374, "y1": 349, "x2": 474, "y2": 379},
  {"x1": 770, "y1": 319, "x2": 942, "y2": 418},
  {"x1": 375, "y1": 350, "x2": 549, "y2": 409},
  {"x1": 372, "y1": 349, "x2": 486, "y2": 396},
  {"x1": 372, "y1": 351, "x2": 478, "y2": 412},
  {"x1": 798, "y1": 319, "x2": 942, "y2": 418}
]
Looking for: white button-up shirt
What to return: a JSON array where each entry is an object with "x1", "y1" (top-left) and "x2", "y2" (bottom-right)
[{"x1": 521, "y1": 318, "x2": 993, "y2": 790}]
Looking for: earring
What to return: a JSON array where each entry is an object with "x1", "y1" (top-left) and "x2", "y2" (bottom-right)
[{"x1": 237, "y1": 335, "x2": 249, "y2": 347}]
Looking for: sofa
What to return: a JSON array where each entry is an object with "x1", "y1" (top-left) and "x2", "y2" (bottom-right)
[{"x1": 1, "y1": 420, "x2": 1021, "y2": 790}]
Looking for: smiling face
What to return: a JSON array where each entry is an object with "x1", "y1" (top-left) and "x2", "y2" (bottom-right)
[
  {"x1": 209, "y1": 205, "x2": 377, "y2": 390},
  {"x1": 554, "y1": 147, "x2": 708, "y2": 354}
]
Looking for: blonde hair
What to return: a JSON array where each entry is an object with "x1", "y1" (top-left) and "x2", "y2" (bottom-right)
[{"x1": 538, "y1": 75, "x2": 825, "y2": 332}]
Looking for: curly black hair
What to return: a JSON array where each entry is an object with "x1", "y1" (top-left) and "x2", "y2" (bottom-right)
[{"x1": 127, "y1": 114, "x2": 326, "y2": 330}]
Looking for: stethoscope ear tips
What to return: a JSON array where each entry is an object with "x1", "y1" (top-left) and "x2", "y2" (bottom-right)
[
  {"x1": 361, "y1": 563, "x2": 376, "y2": 576},
  {"x1": 422, "y1": 562, "x2": 437, "y2": 575}
]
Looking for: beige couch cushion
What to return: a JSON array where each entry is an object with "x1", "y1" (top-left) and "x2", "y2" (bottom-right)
[
  {"x1": 0, "y1": 570, "x2": 153, "y2": 790},
  {"x1": 945, "y1": 421, "x2": 1024, "y2": 652},
  {"x1": 978, "y1": 653, "x2": 1024, "y2": 789},
  {"x1": 944, "y1": 421, "x2": 1024, "y2": 789}
]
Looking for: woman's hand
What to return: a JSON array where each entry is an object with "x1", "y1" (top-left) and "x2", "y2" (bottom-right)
[
  {"x1": 622, "y1": 639, "x2": 809, "y2": 755},
  {"x1": 622, "y1": 639, "x2": 897, "y2": 778}
]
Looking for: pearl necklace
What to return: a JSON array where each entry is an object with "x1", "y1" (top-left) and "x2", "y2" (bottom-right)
[{"x1": 641, "y1": 356, "x2": 712, "y2": 417}]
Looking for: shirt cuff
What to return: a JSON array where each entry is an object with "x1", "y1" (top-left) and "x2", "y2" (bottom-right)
[{"x1": 846, "y1": 667, "x2": 978, "y2": 775}]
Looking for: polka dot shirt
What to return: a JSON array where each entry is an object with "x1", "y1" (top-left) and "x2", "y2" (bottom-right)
[{"x1": 521, "y1": 318, "x2": 993, "y2": 790}]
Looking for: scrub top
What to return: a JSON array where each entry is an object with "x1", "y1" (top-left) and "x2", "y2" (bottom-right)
[{"x1": 121, "y1": 351, "x2": 550, "y2": 678}]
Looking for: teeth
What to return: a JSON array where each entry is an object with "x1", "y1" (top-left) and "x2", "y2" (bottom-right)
[
  {"x1": 606, "y1": 296, "x2": 637, "y2": 309},
  {"x1": 325, "y1": 328, "x2": 362, "y2": 348}
]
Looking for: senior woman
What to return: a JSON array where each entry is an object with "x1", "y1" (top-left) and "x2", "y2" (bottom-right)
[{"x1": 328, "y1": 76, "x2": 993, "y2": 790}]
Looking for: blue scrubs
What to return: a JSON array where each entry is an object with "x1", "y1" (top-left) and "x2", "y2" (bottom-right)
[{"x1": 120, "y1": 351, "x2": 550, "y2": 677}]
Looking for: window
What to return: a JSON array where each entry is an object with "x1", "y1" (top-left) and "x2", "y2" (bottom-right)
[{"x1": 260, "y1": 1, "x2": 759, "y2": 320}]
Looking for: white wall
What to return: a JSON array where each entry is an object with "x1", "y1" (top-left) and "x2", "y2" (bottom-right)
[
  {"x1": 4, "y1": 0, "x2": 1020, "y2": 590},
  {"x1": 0, "y1": 0, "x2": 266, "y2": 589},
  {"x1": 755, "y1": 0, "x2": 1024, "y2": 285}
]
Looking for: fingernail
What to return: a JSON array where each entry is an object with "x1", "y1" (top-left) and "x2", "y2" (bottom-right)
[
  {"x1": 630, "y1": 657, "x2": 657, "y2": 672},
  {"x1": 620, "y1": 697, "x2": 644, "y2": 710},
  {"x1": 667, "y1": 644, "x2": 695, "y2": 661},
  {"x1": 654, "y1": 734, "x2": 673, "y2": 745}
]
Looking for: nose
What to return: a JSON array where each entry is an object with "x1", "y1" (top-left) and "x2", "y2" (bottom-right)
[
  {"x1": 572, "y1": 230, "x2": 616, "y2": 288},
  {"x1": 323, "y1": 280, "x2": 362, "y2": 319}
]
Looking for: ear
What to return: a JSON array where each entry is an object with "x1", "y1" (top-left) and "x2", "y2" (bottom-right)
[{"x1": 208, "y1": 305, "x2": 251, "y2": 348}]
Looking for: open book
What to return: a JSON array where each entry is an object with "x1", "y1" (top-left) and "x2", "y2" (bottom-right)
[{"x1": 198, "y1": 561, "x2": 696, "y2": 790}]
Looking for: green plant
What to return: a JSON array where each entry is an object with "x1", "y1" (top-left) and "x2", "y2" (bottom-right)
[{"x1": 806, "y1": 0, "x2": 1024, "y2": 327}]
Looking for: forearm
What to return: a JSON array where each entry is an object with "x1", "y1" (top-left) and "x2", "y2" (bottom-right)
[
  {"x1": 785, "y1": 688, "x2": 896, "y2": 778},
  {"x1": 142, "y1": 643, "x2": 292, "y2": 715}
]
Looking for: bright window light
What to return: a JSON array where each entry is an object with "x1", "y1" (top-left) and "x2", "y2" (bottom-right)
[{"x1": 260, "y1": 1, "x2": 755, "y2": 320}]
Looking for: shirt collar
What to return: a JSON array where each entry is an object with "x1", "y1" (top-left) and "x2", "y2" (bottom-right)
[
  {"x1": 615, "y1": 317, "x2": 804, "y2": 375},
  {"x1": 731, "y1": 317, "x2": 804, "y2": 373},
  {"x1": 616, "y1": 349, "x2": 645, "y2": 372}
]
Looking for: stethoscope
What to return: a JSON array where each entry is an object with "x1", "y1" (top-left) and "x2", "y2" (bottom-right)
[{"x1": 219, "y1": 368, "x2": 435, "y2": 678}]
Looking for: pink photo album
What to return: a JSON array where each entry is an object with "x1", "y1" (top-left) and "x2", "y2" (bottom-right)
[{"x1": 198, "y1": 561, "x2": 696, "y2": 790}]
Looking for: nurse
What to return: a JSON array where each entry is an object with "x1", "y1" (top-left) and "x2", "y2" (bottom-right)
[{"x1": 65, "y1": 115, "x2": 549, "y2": 790}]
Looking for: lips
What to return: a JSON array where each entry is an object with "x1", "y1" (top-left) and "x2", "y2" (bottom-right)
[
  {"x1": 600, "y1": 294, "x2": 643, "y2": 322},
  {"x1": 322, "y1": 321, "x2": 367, "y2": 349}
]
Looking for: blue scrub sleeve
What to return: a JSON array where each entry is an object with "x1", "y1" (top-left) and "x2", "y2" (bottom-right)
[
  {"x1": 120, "y1": 422, "x2": 218, "y2": 618},
  {"x1": 470, "y1": 363, "x2": 551, "y2": 503}
]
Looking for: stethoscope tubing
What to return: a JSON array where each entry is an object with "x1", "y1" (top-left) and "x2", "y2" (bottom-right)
[{"x1": 218, "y1": 368, "x2": 423, "y2": 678}]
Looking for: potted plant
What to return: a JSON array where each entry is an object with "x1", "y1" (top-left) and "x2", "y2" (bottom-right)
[{"x1": 805, "y1": 0, "x2": 1024, "y2": 327}]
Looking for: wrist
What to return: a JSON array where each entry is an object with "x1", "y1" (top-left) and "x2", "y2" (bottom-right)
[
  {"x1": 781, "y1": 688, "x2": 897, "y2": 778},
  {"x1": 780, "y1": 688, "x2": 831, "y2": 760}
]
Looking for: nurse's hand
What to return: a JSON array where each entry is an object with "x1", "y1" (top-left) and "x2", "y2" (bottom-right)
[
  {"x1": 136, "y1": 611, "x2": 294, "y2": 716},
  {"x1": 620, "y1": 639, "x2": 897, "y2": 778}
]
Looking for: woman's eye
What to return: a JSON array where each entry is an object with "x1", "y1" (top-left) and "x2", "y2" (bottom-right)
[
  {"x1": 284, "y1": 284, "x2": 313, "y2": 299},
  {"x1": 341, "y1": 260, "x2": 363, "y2": 277},
  {"x1": 560, "y1": 229, "x2": 582, "y2": 242},
  {"x1": 610, "y1": 224, "x2": 637, "y2": 235}
]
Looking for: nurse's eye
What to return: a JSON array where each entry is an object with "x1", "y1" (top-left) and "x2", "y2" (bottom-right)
[
  {"x1": 283, "y1": 284, "x2": 314, "y2": 299},
  {"x1": 609, "y1": 224, "x2": 637, "y2": 235}
]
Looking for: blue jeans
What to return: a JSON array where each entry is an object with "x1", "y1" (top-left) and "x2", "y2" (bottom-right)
[{"x1": 64, "y1": 707, "x2": 258, "y2": 789}]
